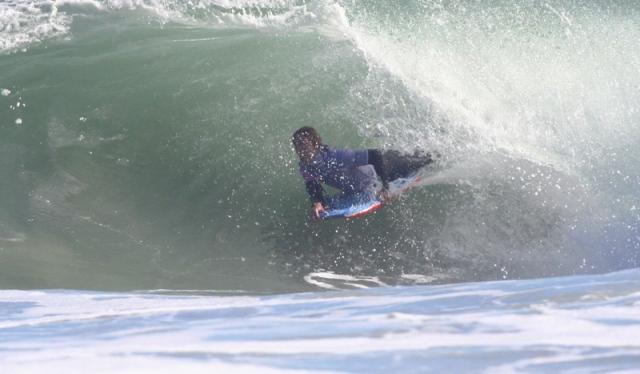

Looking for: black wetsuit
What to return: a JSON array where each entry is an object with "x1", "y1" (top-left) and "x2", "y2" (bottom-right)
[{"x1": 368, "y1": 149, "x2": 434, "y2": 187}]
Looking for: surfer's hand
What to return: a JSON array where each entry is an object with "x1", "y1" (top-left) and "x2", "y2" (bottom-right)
[
  {"x1": 312, "y1": 202, "x2": 326, "y2": 218},
  {"x1": 379, "y1": 189, "x2": 391, "y2": 202}
]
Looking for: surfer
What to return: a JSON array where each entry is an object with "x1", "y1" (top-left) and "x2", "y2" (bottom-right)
[{"x1": 292, "y1": 126, "x2": 434, "y2": 218}]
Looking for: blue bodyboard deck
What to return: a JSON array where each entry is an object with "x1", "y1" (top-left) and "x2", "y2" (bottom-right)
[
  {"x1": 318, "y1": 173, "x2": 422, "y2": 220},
  {"x1": 318, "y1": 192, "x2": 383, "y2": 220}
]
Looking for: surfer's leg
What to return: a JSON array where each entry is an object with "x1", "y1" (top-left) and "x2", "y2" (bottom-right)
[
  {"x1": 368, "y1": 149, "x2": 389, "y2": 189},
  {"x1": 380, "y1": 150, "x2": 434, "y2": 181}
]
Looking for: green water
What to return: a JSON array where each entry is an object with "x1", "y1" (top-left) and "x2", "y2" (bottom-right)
[{"x1": 1, "y1": 1, "x2": 639, "y2": 292}]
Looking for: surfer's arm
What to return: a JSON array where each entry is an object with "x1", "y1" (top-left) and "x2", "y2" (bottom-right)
[
  {"x1": 305, "y1": 179, "x2": 325, "y2": 204},
  {"x1": 305, "y1": 180, "x2": 326, "y2": 218},
  {"x1": 300, "y1": 164, "x2": 325, "y2": 204}
]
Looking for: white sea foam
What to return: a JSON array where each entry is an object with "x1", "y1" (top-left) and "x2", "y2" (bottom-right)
[
  {"x1": 0, "y1": 269, "x2": 639, "y2": 372},
  {"x1": 0, "y1": 222, "x2": 26, "y2": 242},
  {"x1": 0, "y1": 0, "x2": 73, "y2": 53},
  {"x1": 1, "y1": 88, "x2": 11, "y2": 96},
  {"x1": 304, "y1": 271, "x2": 389, "y2": 290},
  {"x1": 0, "y1": 0, "x2": 345, "y2": 53},
  {"x1": 339, "y1": 2, "x2": 640, "y2": 170}
]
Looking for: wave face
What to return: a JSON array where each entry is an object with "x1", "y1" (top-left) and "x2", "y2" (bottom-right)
[
  {"x1": 1, "y1": 0, "x2": 639, "y2": 291},
  {"x1": 1, "y1": 269, "x2": 640, "y2": 372}
]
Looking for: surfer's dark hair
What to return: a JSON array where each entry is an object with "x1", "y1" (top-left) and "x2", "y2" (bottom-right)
[{"x1": 292, "y1": 126, "x2": 322, "y2": 150}]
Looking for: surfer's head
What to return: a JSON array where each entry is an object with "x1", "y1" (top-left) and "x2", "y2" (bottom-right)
[{"x1": 292, "y1": 126, "x2": 322, "y2": 163}]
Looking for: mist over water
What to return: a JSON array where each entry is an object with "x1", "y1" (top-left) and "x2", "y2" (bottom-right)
[{"x1": 0, "y1": 0, "x2": 639, "y2": 292}]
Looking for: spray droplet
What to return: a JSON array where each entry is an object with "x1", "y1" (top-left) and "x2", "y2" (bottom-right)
[{"x1": 15, "y1": 118, "x2": 22, "y2": 125}]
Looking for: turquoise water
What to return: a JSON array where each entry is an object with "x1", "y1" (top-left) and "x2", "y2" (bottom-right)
[{"x1": 1, "y1": 0, "x2": 639, "y2": 292}]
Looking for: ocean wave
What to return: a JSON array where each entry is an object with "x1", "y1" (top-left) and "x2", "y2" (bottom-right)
[
  {"x1": 0, "y1": 0, "x2": 344, "y2": 53},
  {"x1": 0, "y1": 0, "x2": 639, "y2": 291},
  {"x1": 1, "y1": 269, "x2": 639, "y2": 372}
]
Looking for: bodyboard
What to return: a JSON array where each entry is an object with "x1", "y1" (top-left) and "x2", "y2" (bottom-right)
[
  {"x1": 318, "y1": 192, "x2": 383, "y2": 220},
  {"x1": 318, "y1": 173, "x2": 422, "y2": 220}
]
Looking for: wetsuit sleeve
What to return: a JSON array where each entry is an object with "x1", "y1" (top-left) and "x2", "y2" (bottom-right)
[
  {"x1": 332, "y1": 148, "x2": 369, "y2": 167},
  {"x1": 299, "y1": 165, "x2": 325, "y2": 204},
  {"x1": 305, "y1": 180, "x2": 325, "y2": 204}
]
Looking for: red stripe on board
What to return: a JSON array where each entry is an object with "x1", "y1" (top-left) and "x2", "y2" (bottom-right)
[{"x1": 345, "y1": 202, "x2": 384, "y2": 219}]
